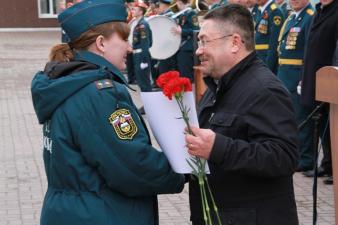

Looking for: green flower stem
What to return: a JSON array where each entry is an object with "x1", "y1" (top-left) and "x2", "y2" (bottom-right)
[
  {"x1": 199, "y1": 177, "x2": 208, "y2": 224},
  {"x1": 205, "y1": 176, "x2": 222, "y2": 225},
  {"x1": 201, "y1": 177, "x2": 212, "y2": 225},
  {"x1": 174, "y1": 92, "x2": 222, "y2": 225}
]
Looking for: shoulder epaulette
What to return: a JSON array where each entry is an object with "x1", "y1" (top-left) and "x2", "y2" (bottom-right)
[
  {"x1": 306, "y1": 8, "x2": 314, "y2": 16},
  {"x1": 95, "y1": 79, "x2": 113, "y2": 90},
  {"x1": 270, "y1": 3, "x2": 277, "y2": 10}
]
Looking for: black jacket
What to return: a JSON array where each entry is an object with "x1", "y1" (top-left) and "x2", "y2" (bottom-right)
[
  {"x1": 189, "y1": 52, "x2": 299, "y2": 225},
  {"x1": 301, "y1": 0, "x2": 338, "y2": 106}
]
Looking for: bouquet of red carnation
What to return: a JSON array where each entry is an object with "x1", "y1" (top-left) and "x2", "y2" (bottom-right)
[{"x1": 156, "y1": 71, "x2": 222, "y2": 225}]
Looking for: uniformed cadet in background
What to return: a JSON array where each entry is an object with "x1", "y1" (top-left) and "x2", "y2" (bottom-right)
[
  {"x1": 131, "y1": 1, "x2": 153, "y2": 92},
  {"x1": 277, "y1": 0, "x2": 314, "y2": 172},
  {"x1": 276, "y1": 0, "x2": 292, "y2": 17},
  {"x1": 126, "y1": 2, "x2": 137, "y2": 84},
  {"x1": 171, "y1": 0, "x2": 199, "y2": 81},
  {"x1": 145, "y1": 0, "x2": 161, "y2": 87},
  {"x1": 255, "y1": 0, "x2": 284, "y2": 73},
  {"x1": 31, "y1": 1, "x2": 185, "y2": 224},
  {"x1": 157, "y1": 0, "x2": 178, "y2": 75}
]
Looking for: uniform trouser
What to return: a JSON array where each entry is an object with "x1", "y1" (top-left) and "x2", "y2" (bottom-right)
[
  {"x1": 158, "y1": 54, "x2": 177, "y2": 74},
  {"x1": 290, "y1": 90, "x2": 314, "y2": 169},
  {"x1": 277, "y1": 66, "x2": 313, "y2": 169},
  {"x1": 150, "y1": 59, "x2": 159, "y2": 84},
  {"x1": 126, "y1": 53, "x2": 135, "y2": 83},
  {"x1": 176, "y1": 50, "x2": 194, "y2": 82},
  {"x1": 133, "y1": 52, "x2": 152, "y2": 92}
]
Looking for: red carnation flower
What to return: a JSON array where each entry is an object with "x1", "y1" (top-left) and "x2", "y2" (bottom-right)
[
  {"x1": 163, "y1": 77, "x2": 192, "y2": 100},
  {"x1": 156, "y1": 70, "x2": 180, "y2": 89}
]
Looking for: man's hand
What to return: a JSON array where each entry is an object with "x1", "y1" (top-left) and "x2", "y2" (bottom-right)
[
  {"x1": 185, "y1": 126, "x2": 216, "y2": 160},
  {"x1": 171, "y1": 25, "x2": 182, "y2": 36}
]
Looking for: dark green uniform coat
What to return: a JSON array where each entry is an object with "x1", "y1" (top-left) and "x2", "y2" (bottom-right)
[
  {"x1": 175, "y1": 8, "x2": 199, "y2": 81},
  {"x1": 277, "y1": 4, "x2": 315, "y2": 170},
  {"x1": 251, "y1": 4, "x2": 261, "y2": 27},
  {"x1": 31, "y1": 51, "x2": 185, "y2": 225},
  {"x1": 255, "y1": 1, "x2": 284, "y2": 73}
]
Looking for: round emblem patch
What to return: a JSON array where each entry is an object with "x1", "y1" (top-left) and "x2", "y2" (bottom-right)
[{"x1": 273, "y1": 16, "x2": 282, "y2": 26}]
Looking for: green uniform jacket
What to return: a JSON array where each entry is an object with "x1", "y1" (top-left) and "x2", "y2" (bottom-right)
[
  {"x1": 255, "y1": 1, "x2": 284, "y2": 73},
  {"x1": 277, "y1": 4, "x2": 314, "y2": 91},
  {"x1": 251, "y1": 4, "x2": 261, "y2": 27},
  {"x1": 175, "y1": 8, "x2": 199, "y2": 51},
  {"x1": 31, "y1": 51, "x2": 185, "y2": 225}
]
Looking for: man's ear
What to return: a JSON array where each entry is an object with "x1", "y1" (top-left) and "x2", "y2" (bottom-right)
[
  {"x1": 231, "y1": 34, "x2": 241, "y2": 53},
  {"x1": 95, "y1": 35, "x2": 106, "y2": 53}
]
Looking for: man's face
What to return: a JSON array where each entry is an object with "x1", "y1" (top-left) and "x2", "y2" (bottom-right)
[
  {"x1": 275, "y1": 0, "x2": 284, "y2": 5},
  {"x1": 176, "y1": 0, "x2": 185, "y2": 11},
  {"x1": 246, "y1": 0, "x2": 257, "y2": 8},
  {"x1": 256, "y1": 0, "x2": 268, "y2": 6},
  {"x1": 131, "y1": 6, "x2": 143, "y2": 18},
  {"x1": 158, "y1": 2, "x2": 169, "y2": 13},
  {"x1": 196, "y1": 19, "x2": 235, "y2": 79},
  {"x1": 229, "y1": 0, "x2": 250, "y2": 7},
  {"x1": 320, "y1": 0, "x2": 334, "y2": 6},
  {"x1": 289, "y1": 0, "x2": 308, "y2": 11}
]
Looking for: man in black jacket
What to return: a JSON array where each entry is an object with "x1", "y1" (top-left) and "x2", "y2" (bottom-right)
[
  {"x1": 300, "y1": 0, "x2": 338, "y2": 185},
  {"x1": 185, "y1": 4, "x2": 299, "y2": 225}
]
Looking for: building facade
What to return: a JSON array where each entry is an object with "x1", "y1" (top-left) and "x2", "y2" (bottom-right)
[{"x1": 0, "y1": 0, "x2": 76, "y2": 28}]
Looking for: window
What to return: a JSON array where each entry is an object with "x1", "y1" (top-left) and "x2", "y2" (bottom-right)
[{"x1": 38, "y1": 0, "x2": 65, "y2": 18}]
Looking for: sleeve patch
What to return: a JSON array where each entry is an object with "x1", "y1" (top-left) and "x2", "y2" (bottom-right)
[
  {"x1": 108, "y1": 109, "x2": 138, "y2": 140},
  {"x1": 273, "y1": 16, "x2": 282, "y2": 26}
]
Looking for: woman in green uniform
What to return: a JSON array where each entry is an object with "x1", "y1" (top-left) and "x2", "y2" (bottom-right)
[{"x1": 31, "y1": 1, "x2": 185, "y2": 225}]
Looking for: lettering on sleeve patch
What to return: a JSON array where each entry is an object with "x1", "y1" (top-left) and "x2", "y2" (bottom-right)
[{"x1": 108, "y1": 109, "x2": 138, "y2": 140}]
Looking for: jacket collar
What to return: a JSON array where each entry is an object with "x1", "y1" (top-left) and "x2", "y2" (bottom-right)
[
  {"x1": 312, "y1": 0, "x2": 338, "y2": 30},
  {"x1": 74, "y1": 50, "x2": 127, "y2": 84}
]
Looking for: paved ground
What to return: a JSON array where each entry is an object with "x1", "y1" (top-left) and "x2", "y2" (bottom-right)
[{"x1": 0, "y1": 31, "x2": 335, "y2": 225}]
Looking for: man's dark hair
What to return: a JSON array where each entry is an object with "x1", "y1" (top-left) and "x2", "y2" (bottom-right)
[{"x1": 204, "y1": 4, "x2": 255, "y2": 51}]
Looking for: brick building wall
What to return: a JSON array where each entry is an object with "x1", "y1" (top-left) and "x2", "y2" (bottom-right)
[{"x1": 0, "y1": 0, "x2": 58, "y2": 28}]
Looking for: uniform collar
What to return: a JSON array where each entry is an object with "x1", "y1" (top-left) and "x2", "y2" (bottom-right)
[
  {"x1": 293, "y1": 3, "x2": 310, "y2": 18},
  {"x1": 260, "y1": 0, "x2": 273, "y2": 13},
  {"x1": 74, "y1": 50, "x2": 128, "y2": 84}
]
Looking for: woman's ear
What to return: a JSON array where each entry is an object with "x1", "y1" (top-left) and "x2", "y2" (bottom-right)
[{"x1": 95, "y1": 35, "x2": 106, "y2": 54}]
